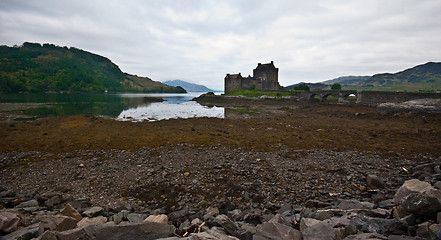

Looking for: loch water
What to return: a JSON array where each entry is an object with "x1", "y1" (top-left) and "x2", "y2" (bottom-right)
[{"x1": 0, "y1": 92, "x2": 224, "y2": 121}]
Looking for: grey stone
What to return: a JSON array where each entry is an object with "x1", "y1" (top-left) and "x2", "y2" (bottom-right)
[
  {"x1": 416, "y1": 222, "x2": 432, "y2": 239},
  {"x1": 400, "y1": 192, "x2": 441, "y2": 219},
  {"x1": 394, "y1": 179, "x2": 441, "y2": 205},
  {"x1": 82, "y1": 206, "x2": 104, "y2": 218},
  {"x1": 77, "y1": 216, "x2": 107, "y2": 228},
  {"x1": 367, "y1": 174, "x2": 385, "y2": 188},
  {"x1": 214, "y1": 214, "x2": 240, "y2": 236},
  {"x1": 254, "y1": 222, "x2": 302, "y2": 240},
  {"x1": 2, "y1": 223, "x2": 40, "y2": 240},
  {"x1": 0, "y1": 211, "x2": 20, "y2": 233},
  {"x1": 37, "y1": 230, "x2": 58, "y2": 240},
  {"x1": 15, "y1": 199, "x2": 38, "y2": 209},
  {"x1": 60, "y1": 203, "x2": 82, "y2": 221},
  {"x1": 33, "y1": 214, "x2": 78, "y2": 232},
  {"x1": 300, "y1": 217, "x2": 320, "y2": 232},
  {"x1": 191, "y1": 226, "x2": 239, "y2": 240},
  {"x1": 343, "y1": 233, "x2": 387, "y2": 239},
  {"x1": 84, "y1": 221, "x2": 175, "y2": 240},
  {"x1": 127, "y1": 213, "x2": 146, "y2": 223},
  {"x1": 336, "y1": 199, "x2": 374, "y2": 210},
  {"x1": 302, "y1": 221, "x2": 336, "y2": 240},
  {"x1": 144, "y1": 214, "x2": 168, "y2": 224},
  {"x1": 362, "y1": 217, "x2": 408, "y2": 236}
]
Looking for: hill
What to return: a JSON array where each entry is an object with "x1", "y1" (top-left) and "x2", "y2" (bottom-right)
[
  {"x1": 163, "y1": 80, "x2": 213, "y2": 92},
  {"x1": 0, "y1": 42, "x2": 186, "y2": 93},
  {"x1": 321, "y1": 76, "x2": 371, "y2": 86},
  {"x1": 363, "y1": 62, "x2": 441, "y2": 91},
  {"x1": 285, "y1": 82, "x2": 328, "y2": 90}
]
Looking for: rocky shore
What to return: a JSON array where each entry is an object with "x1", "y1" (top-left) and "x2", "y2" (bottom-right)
[{"x1": 1, "y1": 102, "x2": 441, "y2": 239}]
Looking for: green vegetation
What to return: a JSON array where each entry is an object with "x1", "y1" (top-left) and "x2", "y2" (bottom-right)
[
  {"x1": 0, "y1": 42, "x2": 186, "y2": 93},
  {"x1": 331, "y1": 83, "x2": 342, "y2": 90},
  {"x1": 293, "y1": 83, "x2": 310, "y2": 91},
  {"x1": 229, "y1": 107, "x2": 260, "y2": 115},
  {"x1": 224, "y1": 89, "x2": 293, "y2": 98}
]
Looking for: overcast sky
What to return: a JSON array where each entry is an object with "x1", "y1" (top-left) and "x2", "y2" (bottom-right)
[{"x1": 1, "y1": 0, "x2": 440, "y2": 90}]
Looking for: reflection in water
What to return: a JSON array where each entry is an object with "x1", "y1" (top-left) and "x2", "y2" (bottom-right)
[
  {"x1": 117, "y1": 101, "x2": 224, "y2": 122},
  {"x1": 0, "y1": 92, "x2": 227, "y2": 121}
]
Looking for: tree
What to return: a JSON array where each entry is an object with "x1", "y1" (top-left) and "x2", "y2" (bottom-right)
[
  {"x1": 331, "y1": 83, "x2": 342, "y2": 90},
  {"x1": 294, "y1": 83, "x2": 310, "y2": 91}
]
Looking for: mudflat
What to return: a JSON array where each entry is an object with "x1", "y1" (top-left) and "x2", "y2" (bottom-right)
[{"x1": 1, "y1": 103, "x2": 440, "y2": 210}]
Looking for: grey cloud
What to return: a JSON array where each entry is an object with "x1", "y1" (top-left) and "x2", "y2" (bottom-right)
[{"x1": 1, "y1": 0, "x2": 440, "y2": 90}]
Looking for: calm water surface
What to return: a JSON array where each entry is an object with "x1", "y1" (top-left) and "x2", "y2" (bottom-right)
[{"x1": 0, "y1": 92, "x2": 224, "y2": 121}]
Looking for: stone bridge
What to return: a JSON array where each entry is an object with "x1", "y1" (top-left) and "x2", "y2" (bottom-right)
[{"x1": 293, "y1": 90, "x2": 441, "y2": 105}]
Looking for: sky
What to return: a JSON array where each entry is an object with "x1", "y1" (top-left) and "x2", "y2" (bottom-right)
[{"x1": 1, "y1": 0, "x2": 441, "y2": 90}]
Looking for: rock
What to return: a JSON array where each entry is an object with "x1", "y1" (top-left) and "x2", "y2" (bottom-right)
[
  {"x1": 214, "y1": 214, "x2": 240, "y2": 236},
  {"x1": 254, "y1": 222, "x2": 302, "y2": 240},
  {"x1": 190, "y1": 226, "x2": 239, "y2": 240},
  {"x1": 77, "y1": 216, "x2": 107, "y2": 228},
  {"x1": 361, "y1": 217, "x2": 408, "y2": 236},
  {"x1": 81, "y1": 221, "x2": 175, "y2": 240},
  {"x1": 416, "y1": 222, "x2": 432, "y2": 239},
  {"x1": 33, "y1": 214, "x2": 78, "y2": 232},
  {"x1": 82, "y1": 206, "x2": 104, "y2": 218},
  {"x1": 2, "y1": 223, "x2": 40, "y2": 240},
  {"x1": 37, "y1": 230, "x2": 58, "y2": 240},
  {"x1": 111, "y1": 212, "x2": 124, "y2": 224},
  {"x1": 343, "y1": 232, "x2": 387, "y2": 239},
  {"x1": 60, "y1": 203, "x2": 82, "y2": 221},
  {"x1": 430, "y1": 224, "x2": 441, "y2": 237},
  {"x1": 302, "y1": 221, "x2": 336, "y2": 240},
  {"x1": 300, "y1": 217, "x2": 320, "y2": 232},
  {"x1": 144, "y1": 214, "x2": 168, "y2": 224},
  {"x1": 394, "y1": 179, "x2": 441, "y2": 205},
  {"x1": 167, "y1": 209, "x2": 188, "y2": 221},
  {"x1": 15, "y1": 199, "x2": 39, "y2": 211},
  {"x1": 127, "y1": 213, "x2": 146, "y2": 223},
  {"x1": 366, "y1": 174, "x2": 385, "y2": 188},
  {"x1": 0, "y1": 211, "x2": 20, "y2": 233},
  {"x1": 336, "y1": 199, "x2": 374, "y2": 210},
  {"x1": 400, "y1": 192, "x2": 441, "y2": 219}
]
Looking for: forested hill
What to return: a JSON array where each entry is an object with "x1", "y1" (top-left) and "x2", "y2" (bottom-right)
[{"x1": 0, "y1": 42, "x2": 186, "y2": 93}]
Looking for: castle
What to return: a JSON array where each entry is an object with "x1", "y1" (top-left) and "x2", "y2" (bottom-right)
[{"x1": 224, "y1": 61, "x2": 280, "y2": 93}]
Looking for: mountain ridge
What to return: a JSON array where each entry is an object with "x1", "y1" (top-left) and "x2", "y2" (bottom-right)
[
  {"x1": 163, "y1": 79, "x2": 213, "y2": 92},
  {"x1": 0, "y1": 42, "x2": 186, "y2": 93}
]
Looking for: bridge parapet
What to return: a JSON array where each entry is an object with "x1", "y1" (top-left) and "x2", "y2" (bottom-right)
[{"x1": 292, "y1": 90, "x2": 441, "y2": 104}]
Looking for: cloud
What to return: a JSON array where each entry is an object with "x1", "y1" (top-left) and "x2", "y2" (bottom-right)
[{"x1": 1, "y1": 0, "x2": 441, "y2": 90}]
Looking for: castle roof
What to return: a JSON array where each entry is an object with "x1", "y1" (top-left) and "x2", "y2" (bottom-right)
[{"x1": 255, "y1": 61, "x2": 277, "y2": 71}]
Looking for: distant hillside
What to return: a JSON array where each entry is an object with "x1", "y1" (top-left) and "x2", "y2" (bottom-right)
[
  {"x1": 285, "y1": 82, "x2": 327, "y2": 90},
  {"x1": 0, "y1": 42, "x2": 186, "y2": 93},
  {"x1": 164, "y1": 80, "x2": 213, "y2": 92},
  {"x1": 322, "y1": 76, "x2": 371, "y2": 86},
  {"x1": 364, "y1": 62, "x2": 441, "y2": 91}
]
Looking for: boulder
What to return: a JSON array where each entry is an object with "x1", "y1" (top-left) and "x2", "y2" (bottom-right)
[
  {"x1": 77, "y1": 216, "x2": 107, "y2": 228},
  {"x1": 394, "y1": 179, "x2": 441, "y2": 205},
  {"x1": 214, "y1": 214, "x2": 240, "y2": 236},
  {"x1": 60, "y1": 203, "x2": 82, "y2": 221},
  {"x1": 82, "y1": 206, "x2": 104, "y2": 218},
  {"x1": 400, "y1": 192, "x2": 441, "y2": 219},
  {"x1": 343, "y1": 233, "x2": 387, "y2": 239},
  {"x1": 127, "y1": 213, "x2": 146, "y2": 223},
  {"x1": 302, "y1": 221, "x2": 336, "y2": 240},
  {"x1": 254, "y1": 222, "x2": 302, "y2": 240},
  {"x1": 361, "y1": 217, "x2": 408, "y2": 236},
  {"x1": 300, "y1": 217, "x2": 320, "y2": 232},
  {"x1": 2, "y1": 223, "x2": 40, "y2": 240},
  {"x1": 81, "y1": 221, "x2": 175, "y2": 240},
  {"x1": 366, "y1": 174, "x2": 385, "y2": 189},
  {"x1": 0, "y1": 211, "x2": 20, "y2": 233},
  {"x1": 33, "y1": 214, "x2": 78, "y2": 232},
  {"x1": 144, "y1": 214, "x2": 169, "y2": 224}
]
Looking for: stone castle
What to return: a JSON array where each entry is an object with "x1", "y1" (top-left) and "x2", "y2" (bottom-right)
[{"x1": 224, "y1": 61, "x2": 280, "y2": 93}]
